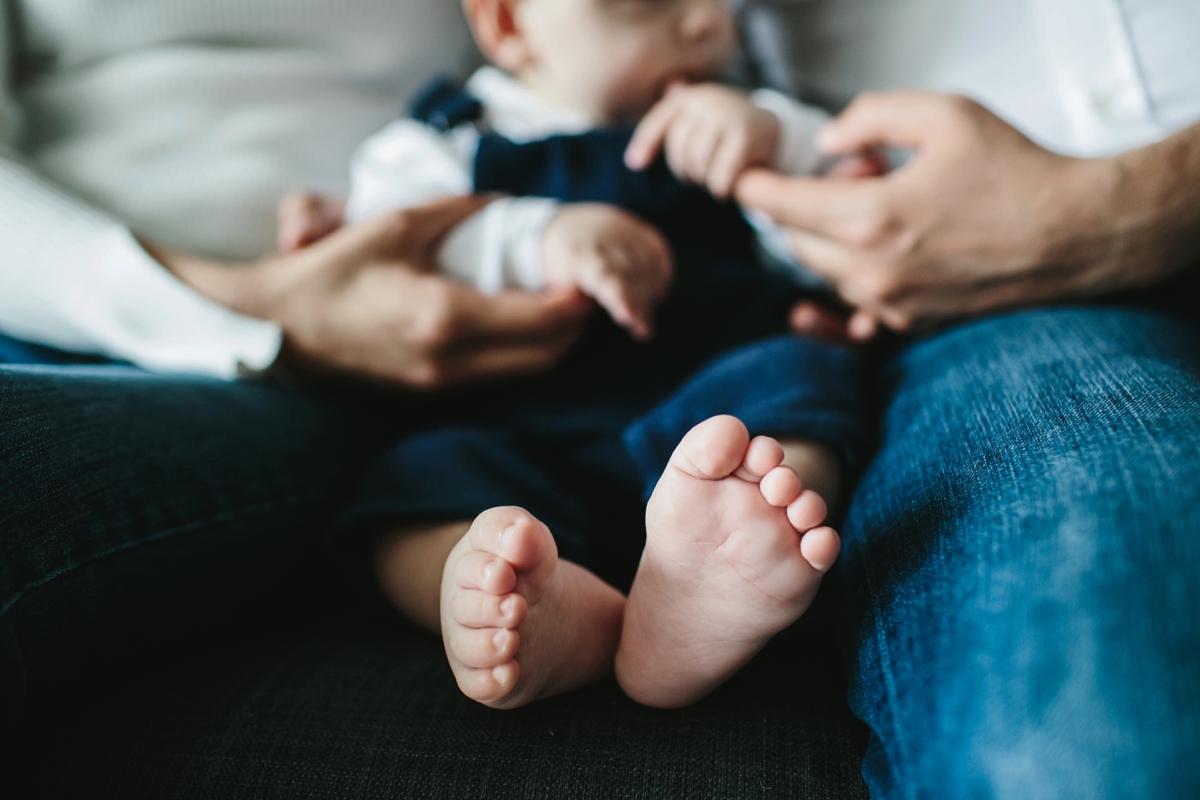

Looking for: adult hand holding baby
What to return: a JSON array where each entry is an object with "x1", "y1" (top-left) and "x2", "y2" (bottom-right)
[
  {"x1": 149, "y1": 195, "x2": 593, "y2": 388},
  {"x1": 737, "y1": 91, "x2": 1200, "y2": 339}
]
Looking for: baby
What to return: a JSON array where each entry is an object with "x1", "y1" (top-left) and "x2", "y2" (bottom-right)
[{"x1": 338, "y1": 0, "x2": 865, "y2": 710}]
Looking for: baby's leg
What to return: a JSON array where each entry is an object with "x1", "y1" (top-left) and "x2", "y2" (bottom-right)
[
  {"x1": 615, "y1": 416, "x2": 841, "y2": 709},
  {"x1": 778, "y1": 436, "x2": 842, "y2": 517},
  {"x1": 376, "y1": 510, "x2": 625, "y2": 709}
]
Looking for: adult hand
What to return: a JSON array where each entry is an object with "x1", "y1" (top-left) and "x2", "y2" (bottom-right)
[
  {"x1": 737, "y1": 92, "x2": 1200, "y2": 335},
  {"x1": 148, "y1": 196, "x2": 594, "y2": 388}
]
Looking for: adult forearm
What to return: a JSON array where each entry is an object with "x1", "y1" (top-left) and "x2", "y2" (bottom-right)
[
  {"x1": 141, "y1": 242, "x2": 281, "y2": 321},
  {"x1": 1090, "y1": 122, "x2": 1200, "y2": 289}
]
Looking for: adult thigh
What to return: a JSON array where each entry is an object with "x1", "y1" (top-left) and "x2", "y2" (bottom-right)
[
  {"x1": 0, "y1": 366, "x2": 389, "y2": 730},
  {"x1": 839, "y1": 308, "x2": 1200, "y2": 800}
]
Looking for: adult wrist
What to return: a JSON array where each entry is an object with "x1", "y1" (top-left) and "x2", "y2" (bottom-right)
[
  {"x1": 1053, "y1": 139, "x2": 1200, "y2": 292},
  {"x1": 144, "y1": 241, "x2": 286, "y2": 321}
]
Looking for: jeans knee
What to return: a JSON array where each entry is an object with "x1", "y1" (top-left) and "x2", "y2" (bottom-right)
[
  {"x1": 874, "y1": 307, "x2": 1200, "y2": 530},
  {"x1": 844, "y1": 308, "x2": 1200, "y2": 800}
]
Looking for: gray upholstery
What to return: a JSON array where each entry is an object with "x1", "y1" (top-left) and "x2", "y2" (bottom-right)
[{"x1": 4, "y1": 609, "x2": 868, "y2": 799}]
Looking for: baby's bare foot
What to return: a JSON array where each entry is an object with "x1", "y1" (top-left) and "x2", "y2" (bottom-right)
[
  {"x1": 615, "y1": 415, "x2": 840, "y2": 708},
  {"x1": 440, "y1": 507, "x2": 625, "y2": 709}
]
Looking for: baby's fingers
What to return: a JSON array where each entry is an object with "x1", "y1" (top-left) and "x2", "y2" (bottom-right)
[
  {"x1": 707, "y1": 132, "x2": 750, "y2": 199},
  {"x1": 596, "y1": 281, "x2": 655, "y2": 341},
  {"x1": 626, "y1": 93, "x2": 682, "y2": 171}
]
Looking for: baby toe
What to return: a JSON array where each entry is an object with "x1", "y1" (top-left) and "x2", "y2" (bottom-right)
[
  {"x1": 466, "y1": 507, "x2": 532, "y2": 554},
  {"x1": 671, "y1": 416, "x2": 750, "y2": 480},
  {"x1": 740, "y1": 436, "x2": 786, "y2": 480},
  {"x1": 499, "y1": 516, "x2": 557, "y2": 574},
  {"x1": 759, "y1": 465, "x2": 803, "y2": 507},
  {"x1": 450, "y1": 590, "x2": 526, "y2": 629},
  {"x1": 800, "y1": 526, "x2": 841, "y2": 573},
  {"x1": 453, "y1": 551, "x2": 517, "y2": 595},
  {"x1": 787, "y1": 490, "x2": 828, "y2": 532},
  {"x1": 447, "y1": 626, "x2": 520, "y2": 670},
  {"x1": 455, "y1": 663, "x2": 520, "y2": 704}
]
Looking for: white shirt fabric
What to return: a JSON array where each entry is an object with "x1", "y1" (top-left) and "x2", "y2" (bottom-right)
[
  {"x1": 345, "y1": 66, "x2": 829, "y2": 294},
  {"x1": 743, "y1": 0, "x2": 1200, "y2": 157},
  {"x1": 0, "y1": 0, "x2": 478, "y2": 377},
  {"x1": 1, "y1": 1, "x2": 1197, "y2": 377}
]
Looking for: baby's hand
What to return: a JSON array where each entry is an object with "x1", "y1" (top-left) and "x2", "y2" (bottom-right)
[
  {"x1": 625, "y1": 84, "x2": 780, "y2": 199},
  {"x1": 541, "y1": 204, "x2": 674, "y2": 341}
]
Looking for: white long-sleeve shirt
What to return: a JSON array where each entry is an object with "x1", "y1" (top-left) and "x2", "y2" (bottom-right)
[
  {"x1": 2, "y1": 0, "x2": 1197, "y2": 377},
  {"x1": 0, "y1": 0, "x2": 478, "y2": 377},
  {"x1": 344, "y1": 66, "x2": 831, "y2": 293}
]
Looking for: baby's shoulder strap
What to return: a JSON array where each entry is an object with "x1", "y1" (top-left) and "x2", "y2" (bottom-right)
[{"x1": 406, "y1": 77, "x2": 484, "y2": 132}]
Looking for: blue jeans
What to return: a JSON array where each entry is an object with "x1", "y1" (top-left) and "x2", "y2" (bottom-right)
[
  {"x1": 2, "y1": 306, "x2": 1198, "y2": 798},
  {"x1": 840, "y1": 307, "x2": 1200, "y2": 799}
]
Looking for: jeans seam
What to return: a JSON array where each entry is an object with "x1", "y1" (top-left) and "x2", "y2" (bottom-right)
[{"x1": 0, "y1": 497, "x2": 300, "y2": 623}]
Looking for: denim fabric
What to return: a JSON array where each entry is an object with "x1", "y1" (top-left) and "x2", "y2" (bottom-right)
[
  {"x1": 3, "y1": 306, "x2": 1199, "y2": 799},
  {"x1": 840, "y1": 308, "x2": 1200, "y2": 800}
]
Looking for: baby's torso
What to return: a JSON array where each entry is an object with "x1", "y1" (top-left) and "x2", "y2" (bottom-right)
[{"x1": 414, "y1": 78, "x2": 804, "y2": 432}]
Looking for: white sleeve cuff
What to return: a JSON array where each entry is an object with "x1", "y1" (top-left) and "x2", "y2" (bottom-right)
[
  {"x1": 67, "y1": 228, "x2": 283, "y2": 376},
  {"x1": 438, "y1": 197, "x2": 560, "y2": 293},
  {"x1": 752, "y1": 89, "x2": 831, "y2": 176},
  {"x1": 0, "y1": 142, "x2": 282, "y2": 378},
  {"x1": 0, "y1": 225, "x2": 282, "y2": 378}
]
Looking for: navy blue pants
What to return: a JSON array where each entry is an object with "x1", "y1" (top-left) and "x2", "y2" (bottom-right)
[{"x1": 337, "y1": 333, "x2": 863, "y2": 589}]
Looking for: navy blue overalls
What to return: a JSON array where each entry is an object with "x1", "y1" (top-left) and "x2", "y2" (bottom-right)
[{"x1": 336, "y1": 80, "x2": 864, "y2": 588}]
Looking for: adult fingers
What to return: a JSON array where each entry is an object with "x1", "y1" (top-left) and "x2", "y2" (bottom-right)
[
  {"x1": 785, "y1": 227, "x2": 860, "y2": 286},
  {"x1": 436, "y1": 340, "x2": 577, "y2": 385},
  {"x1": 784, "y1": 229, "x2": 910, "y2": 333},
  {"x1": 626, "y1": 95, "x2": 681, "y2": 170},
  {"x1": 817, "y1": 90, "x2": 961, "y2": 156},
  {"x1": 735, "y1": 168, "x2": 887, "y2": 241},
  {"x1": 305, "y1": 194, "x2": 494, "y2": 270},
  {"x1": 788, "y1": 302, "x2": 854, "y2": 346},
  {"x1": 847, "y1": 311, "x2": 880, "y2": 341},
  {"x1": 277, "y1": 192, "x2": 346, "y2": 252},
  {"x1": 451, "y1": 285, "x2": 595, "y2": 342},
  {"x1": 825, "y1": 151, "x2": 889, "y2": 179},
  {"x1": 380, "y1": 194, "x2": 500, "y2": 255}
]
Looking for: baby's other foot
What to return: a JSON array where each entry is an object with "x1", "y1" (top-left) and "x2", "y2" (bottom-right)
[
  {"x1": 615, "y1": 415, "x2": 840, "y2": 708},
  {"x1": 441, "y1": 507, "x2": 625, "y2": 709}
]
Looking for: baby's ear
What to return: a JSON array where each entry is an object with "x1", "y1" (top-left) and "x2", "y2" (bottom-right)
[{"x1": 462, "y1": 0, "x2": 534, "y2": 73}]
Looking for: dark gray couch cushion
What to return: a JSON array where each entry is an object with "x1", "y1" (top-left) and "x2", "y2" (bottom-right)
[{"x1": 4, "y1": 610, "x2": 868, "y2": 799}]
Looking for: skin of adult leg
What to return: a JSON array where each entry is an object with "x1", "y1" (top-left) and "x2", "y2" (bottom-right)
[
  {"x1": 838, "y1": 308, "x2": 1200, "y2": 800},
  {"x1": 0, "y1": 364, "x2": 390, "y2": 733}
]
